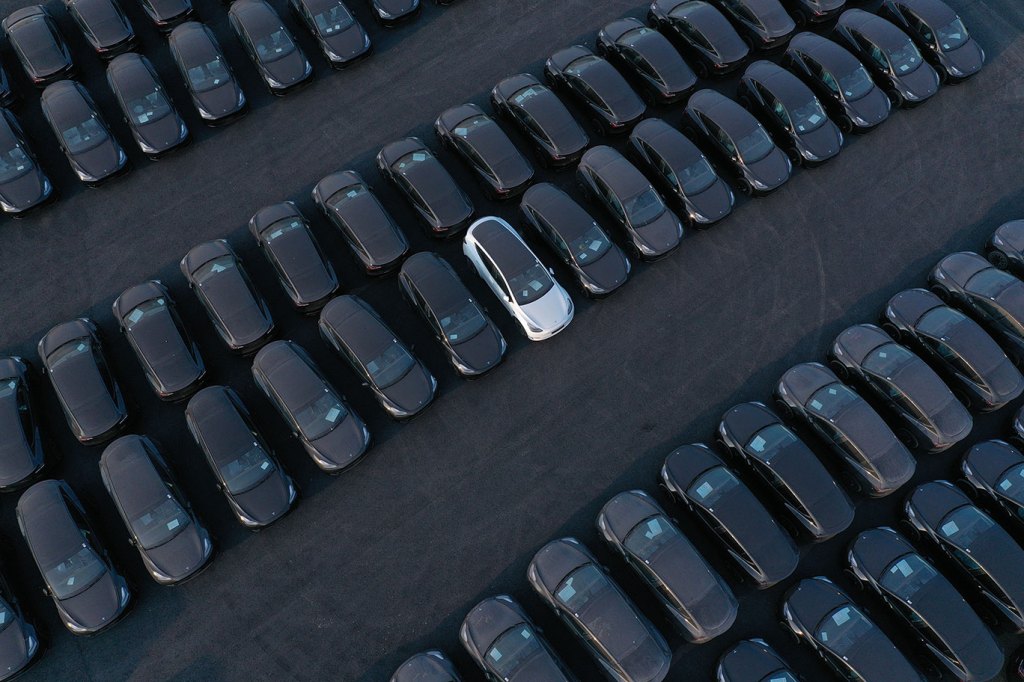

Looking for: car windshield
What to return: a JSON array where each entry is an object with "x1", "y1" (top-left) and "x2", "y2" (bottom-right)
[
  {"x1": 0, "y1": 603, "x2": 13, "y2": 633},
  {"x1": 555, "y1": 563, "x2": 606, "y2": 612},
  {"x1": 131, "y1": 495, "x2": 191, "y2": 550},
  {"x1": 939, "y1": 505, "x2": 995, "y2": 549},
  {"x1": 254, "y1": 28, "x2": 296, "y2": 63},
  {"x1": 365, "y1": 341, "x2": 415, "y2": 388},
  {"x1": 790, "y1": 97, "x2": 828, "y2": 133},
  {"x1": 807, "y1": 382, "x2": 859, "y2": 418},
  {"x1": 439, "y1": 301, "x2": 487, "y2": 344},
  {"x1": 565, "y1": 54, "x2": 602, "y2": 77},
  {"x1": 623, "y1": 187, "x2": 666, "y2": 226},
  {"x1": 511, "y1": 84, "x2": 545, "y2": 107},
  {"x1": 997, "y1": 464, "x2": 1024, "y2": 505},
  {"x1": 394, "y1": 150, "x2": 433, "y2": 173},
  {"x1": 327, "y1": 183, "x2": 369, "y2": 208},
  {"x1": 61, "y1": 115, "x2": 109, "y2": 155},
  {"x1": 815, "y1": 605, "x2": 874, "y2": 655},
  {"x1": 679, "y1": 157, "x2": 717, "y2": 195},
  {"x1": 126, "y1": 88, "x2": 172, "y2": 126},
  {"x1": 687, "y1": 466, "x2": 740, "y2": 506},
  {"x1": 936, "y1": 18, "x2": 969, "y2": 51},
  {"x1": 0, "y1": 141, "x2": 33, "y2": 184},
  {"x1": 863, "y1": 343, "x2": 914, "y2": 377},
  {"x1": 219, "y1": 445, "x2": 275, "y2": 494},
  {"x1": 0, "y1": 378, "x2": 16, "y2": 399},
  {"x1": 880, "y1": 553, "x2": 938, "y2": 601},
  {"x1": 735, "y1": 126, "x2": 775, "y2": 163},
  {"x1": 452, "y1": 115, "x2": 492, "y2": 139},
  {"x1": 193, "y1": 256, "x2": 235, "y2": 285},
  {"x1": 294, "y1": 389, "x2": 348, "y2": 440},
  {"x1": 47, "y1": 339, "x2": 91, "y2": 371},
  {"x1": 313, "y1": 3, "x2": 354, "y2": 36},
  {"x1": 747, "y1": 423, "x2": 797, "y2": 462},
  {"x1": 186, "y1": 57, "x2": 231, "y2": 93},
  {"x1": 568, "y1": 224, "x2": 611, "y2": 264},
  {"x1": 967, "y1": 268, "x2": 1014, "y2": 298},
  {"x1": 486, "y1": 626, "x2": 543, "y2": 677},
  {"x1": 124, "y1": 297, "x2": 167, "y2": 331},
  {"x1": 624, "y1": 515, "x2": 680, "y2": 561},
  {"x1": 44, "y1": 545, "x2": 106, "y2": 600},
  {"x1": 761, "y1": 674, "x2": 797, "y2": 682},
  {"x1": 916, "y1": 306, "x2": 961, "y2": 336},
  {"x1": 839, "y1": 65, "x2": 874, "y2": 100},
  {"x1": 507, "y1": 261, "x2": 554, "y2": 306},
  {"x1": 887, "y1": 40, "x2": 923, "y2": 74},
  {"x1": 262, "y1": 217, "x2": 303, "y2": 242}
]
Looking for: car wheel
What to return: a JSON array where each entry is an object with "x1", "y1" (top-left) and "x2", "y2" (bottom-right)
[
  {"x1": 879, "y1": 322, "x2": 903, "y2": 342},
  {"x1": 735, "y1": 177, "x2": 754, "y2": 196},
  {"x1": 898, "y1": 518, "x2": 921, "y2": 542},
  {"x1": 589, "y1": 117, "x2": 606, "y2": 135},
  {"x1": 827, "y1": 360, "x2": 849, "y2": 381},
  {"x1": 835, "y1": 114, "x2": 854, "y2": 134},
  {"x1": 694, "y1": 61, "x2": 709, "y2": 79},
  {"x1": 988, "y1": 249, "x2": 1010, "y2": 270},
  {"x1": 886, "y1": 88, "x2": 905, "y2": 108},
  {"x1": 780, "y1": 620, "x2": 800, "y2": 643},
  {"x1": 791, "y1": 7, "x2": 808, "y2": 27},
  {"x1": 895, "y1": 428, "x2": 919, "y2": 450},
  {"x1": 951, "y1": 389, "x2": 972, "y2": 410},
  {"x1": 773, "y1": 398, "x2": 794, "y2": 419},
  {"x1": 784, "y1": 146, "x2": 802, "y2": 166},
  {"x1": 736, "y1": 94, "x2": 752, "y2": 109},
  {"x1": 936, "y1": 66, "x2": 950, "y2": 84},
  {"x1": 929, "y1": 285, "x2": 950, "y2": 302}
]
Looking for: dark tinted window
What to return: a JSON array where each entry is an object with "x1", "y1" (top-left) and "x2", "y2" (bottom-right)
[
  {"x1": 624, "y1": 515, "x2": 680, "y2": 561},
  {"x1": 623, "y1": 187, "x2": 667, "y2": 226},
  {"x1": 507, "y1": 261, "x2": 554, "y2": 306},
  {"x1": 44, "y1": 545, "x2": 106, "y2": 600},
  {"x1": 815, "y1": 605, "x2": 874, "y2": 655},
  {"x1": 132, "y1": 495, "x2": 190, "y2": 549},
  {"x1": 838, "y1": 64, "x2": 874, "y2": 100},
  {"x1": 219, "y1": 445, "x2": 275, "y2": 494},
  {"x1": 438, "y1": 302, "x2": 486, "y2": 343},
  {"x1": 186, "y1": 57, "x2": 230, "y2": 93},
  {"x1": 746, "y1": 423, "x2": 796, "y2": 462},
  {"x1": 568, "y1": 224, "x2": 611, "y2": 264},
  {"x1": 193, "y1": 255, "x2": 235, "y2": 285},
  {"x1": 807, "y1": 383, "x2": 859, "y2": 418},
  {"x1": 294, "y1": 388, "x2": 347, "y2": 440},
  {"x1": 880, "y1": 553, "x2": 938, "y2": 601},
  {"x1": 253, "y1": 28, "x2": 296, "y2": 63},
  {"x1": 863, "y1": 343, "x2": 914, "y2": 377},
  {"x1": 313, "y1": 3, "x2": 354, "y2": 35},
  {"x1": 936, "y1": 18, "x2": 969, "y2": 51},
  {"x1": 125, "y1": 87, "x2": 172, "y2": 126},
  {"x1": 365, "y1": 341, "x2": 415, "y2": 388},
  {"x1": 61, "y1": 115, "x2": 109, "y2": 154},
  {"x1": 486, "y1": 626, "x2": 543, "y2": 677},
  {"x1": 688, "y1": 466, "x2": 739, "y2": 505},
  {"x1": 735, "y1": 125, "x2": 775, "y2": 163},
  {"x1": 555, "y1": 564, "x2": 606, "y2": 612},
  {"x1": 124, "y1": 296, "x2": 167, "y2": 330},
  {"x1": 967, "y1": 268, "x2": 1013, "y2": 298},
  {"x1": 939, "y1": 505, "x2": 995, "y2": 549},
  {"x1": 886, "y1": 40, "x2": 923, "y2": 74},
  {"x1": 0, "y1": 141, "x2": 32, "y2": 184},
  {"x1": 996, "y1": 464, "x2": 1024, "y2": 505}
]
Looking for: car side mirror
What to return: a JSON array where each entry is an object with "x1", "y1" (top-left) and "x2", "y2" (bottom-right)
[
  {"x1": 41, "y1": 587, "x2": 50, "y2": 597},
  {"x1": 548, "y1": 267, "x2": 554, "y2": 276}
]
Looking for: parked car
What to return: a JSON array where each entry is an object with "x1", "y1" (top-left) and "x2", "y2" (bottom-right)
[
  {"x1": 435, "y1": 103, "x2": 534, "y2": 199},
  {"x1": 716, "y1": 639, "x2": 797, "y2": 682},
  {"x1": 289, "y1": 0, "x2": 370, "y2": 67},
  {"x1": 168, "y1": 21, "x2": 247, "y2": 125},
  {"x1": 106, "y1": 52, "x2": 189, "y2": 157},
  {"x1": 596, "y1": 17, "x2": 698, "y2": 104},
  {"x1": 40, "y1": 80, "x2": 128, "y2": 185},
  {"x1": 0, "y1": 565, "x2": 39, "y2": 679},
  {"x1": 880, "y1": 0, "x2": 984, "y2": 82},
  {"x1": 962, "y1": 440, "x2": 1024, "y2": 529},
  {"x1": 0, "y1": 109, "x2": 53, "y2": 215},
  {"x1": 491, "y1": 73, "x2": 589, "y2": 168},
  {"x1": 64, "y1": 0, "x2": 135, "y2": 57},
  {"x1": 987, "y1": 219, "x2": 1024, "y2": 275},
  {"x1": 0, "y1": 59, "x2": 14, "y2": 108},
  {"x1": 781, "y1": 0, "x2": 845, "y2": 25},
  {"x1": 528, "y1": 537, "x2": 672, "y2": 682},
  {"x1": 229, "y1": 0, "x2": 312, "y2": 95},
  {"x1": 648, "y1": 0, "x2": 750, "y2": 77},
  {"x1": 369, "y1": 0, "x2": 419, "y2": 26},
  {"x1": 390, "y1": 651, "x2": 461, "y2": 682},
  {"x1": 709, "y1": 0, "x2": 796, "y2": 50},
  {"x1": 3, "y1": 6, "x2": 75, "y2": 86},
  {"x1": 137, "y1": 0, "x2": 193, "y2": 30},
  {"x1": 0, "y1": 357, "x2": 47, "y2": 489},
  {"x1": 100, "y1": 435, "x2": 214, "y2": 584},
  {"x1": 544, "y1": 45, "x2": 646, "y2": 135}
]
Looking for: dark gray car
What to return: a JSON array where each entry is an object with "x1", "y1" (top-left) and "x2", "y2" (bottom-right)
[
  {"x1": 987, "y1": 219, "x2": 1024, "y2": 275},
  {"x1": 3, "y1": 6, "x2": 75, "y2": 86},
  {"x1": 962, "y1": 440, "x2": 1024, "y2": 530},
  {"x1": 0, "y1": 565, "x2": 39, "y2": 679},
  {"x1": 881, "y1": 0, "x2": 984, "y2": 82},
  {"x1": 596, "y1": 18, "x2": 697, "y2": 104},
  {"x1": 435, "y1": 103, "x2": 534, "y2": 200},
  {"x1": 0, "y1": 109, "x2": 53, "y2": 215},
  {"x1": 781, "y1": 0, "x2": 844, "y2": 25},
  {"x1": 545, "y1": 45, "x2": 646, "y2": 135},
  {"x1": 106, "y1": 52, "x2": 188, "y2": 157},
  {"x1": 40, "y1": 80, "x2": 128, "y2": 185},
  {"x1": 716, "y1": 638, "x2": 797, "y2": 682},
  {"x1": 289, "y1": 0, "x2": 370, "y2": 67},
  {"x1": 168, "y1": 21, "x2": 247, "y2": 125},
  {"x1": 648, "y1": 0, "x2": 750, "y2": 78},
  {"x1": 64, "y1": 0, "x2": 135, "y2": 57},
  {"x1": 229, "y1": 0, "x2": 312, "y2": 95},
  {"x1": 390, "y1": 651, "x2": 461, "y2": 682},
  {"x1": 708, "y1": 0, "x2": 795, "y2": 51},
  {"x1": 137, "y1": 0, "x2": 193, "y2": 30},
  {"x1": 0, "y1": 357, "x2": 47, "y2": 490},
  {"x1": 490, "y1": 73, "x2": 589, "y2": 168}
]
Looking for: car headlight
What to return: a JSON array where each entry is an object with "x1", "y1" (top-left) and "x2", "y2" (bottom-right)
[
  {"x1": 264, "y1": 74, "x2": 283, "y2": 89},
  {"x1": 138, "y1": 138, "x2": 157, "y2": 154},
  {"x1": 117, "y1": 148, "x2": 128, "y2": 165},
  {"x1": 119, "y1": 584, "x2": 131, "y2": 607},
  {"x1": 179, "y1": 121, "x2": 189, "y2": 139},
  {"x1": 74, "y1": 166, "x2": 94, "y2": 182},
  {"x1": 751, "y1": 177, "x2": 769, "y2": 190},
  {"x1": 198, "y1": 104, "x2": 215, "y2": 120},
  {"x1": 525, "y1": 319, "x2": 544, "y2": 333},
  {"x1": 638, "y1": 241, "x2": 657, "y2": 256},
  {"x1": 947, "y1": 64, "x2": 964, "y2": 77}
]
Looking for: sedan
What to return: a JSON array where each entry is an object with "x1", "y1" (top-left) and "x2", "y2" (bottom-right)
[
  {"x1": 180, "y1": 239, "x2": 275, "y2": 354},
  {"x1": 544, "y1": 45, "x2": 645, "y2": 135},
  {"x1": 137, "y1": 0, "x2": 193, "y2": 29},
  {"x1": 718, "y1": 401, "x2": 854, "y2": 541},
  {"x1": 64, "y1": 0, "x2": 135, "y2": 57},
  {"x1": 106, "y1": 52, "x2": 189, "y2": 157},
  {"x1": 848, "y1": 526, "x2": 1003, "y2": 682},
  {"x1": 185, "y1": 386, "x2": 297, "y2": 529},
  {"x1": 41, "y1": 80, "x2": 128, "y2": 185},
  {"x1": 987, "y1": 219, "x2": 1024, "y2": 275},
  {"x1": 0, "y1": 109, "x2": 53, "y2": 215},
  {"x1": 463, "y1": 216, "x2": 574, "y2": 341},
  {"x1": 391, "y1": 651, "x2": 462, "y2": 682},
  {"x1": 398, "y1": 252, "x2": 506, "y2": 376},
  {"x1": 709, "y1": 0, "x2": 796, "y2": 50},
  {"x1": 737, "y1": 60, "x2": 842, "y2": 166},
  {"x1": 648, "y1": 0, "x2": 749, "y2": 78},
  {"x1": 596, "y1": 18, "x2": 698, "y2": 104},
  {"x1": 39, "y1": 318, "x2": 128, "y2": 445},
  {"x1": 628, "y1": 117, "x2": 734, "y2": 226},
  {"x1": 319, "y1": 295, "x2": 436, "y2": 419},
  {"x1": 459, "y1": 595, "x2": 572, "y2": 681},
  {"x1": 0, "y1": 568, "x2": 39, "y2": 679},
  {"x1": 775, "y1": 362, "x2": 915, "y2": 497},
  {"x1": 113, "y1": 280, "x2": 205, "y2": 400},
  {"x1": 0, "y1": 357, "x2": 47, "y2": 490},
  {"x1": 17, "y1": 479, "x2": 132, "y2": 635},
  {"x1": 3, "y1": 6, "x2": 75, "y2": 86},
  {"x1": 528, "y1": 537, "x2": 672, "y2": 682},
  {"x1": 881, "y1": 0, "x2": 983, "y2": 82},
  {"x1": 248, "y1": 201, "x2": 339, "y2": 311},
  {"x1": 683, "y1": 89, "x2": 791, "y2": 196},
  {"x1": 168, "y1": 21, "x2": 247, "y2": 125},
  {"x1": 716, "y1": 639, "x2": 797, "y2": 682},
  {"x1": 834, "y1": 8, "x2": 940, "y2": 107},
  {"x1": 100, "y1": 435, "x2": 214, "y2": 585},
  {"x1": 962, "y1": 440, "x2": 1024, "y2": 529},
  {"x1": 577, "y1": 146, "x2": 683, "y2": 260},
  {"x1": 289, "y1": 0, "x2": 370, "y2": 67},
  {"x1": 883, "y1": 288, "x2": 1024, "y2": 411},
  {"x1": 229, "y1": 0, "x2": 312, "y2": 95},
  {"x1": 782, "y1": 576, "x2": 924, "y2": 682},
  {"x1": 520, "y1": 182, "x2": 630, "y2": 297},
  {"x1": 377, "y1": 137, "x2": 474, "y2": 237},
  {"x1": 435, "y1": 103, "x2": 534, "y2": 200},
  {"x1": 369, "y1": 0, "x2": 419, "y2": 26},
  {"x1": 251, "y1": 340, "x2": 370, "y2": 472},
  {"x1": 491, "y1": 73, "x2": 588, "y2": 168},
  {"x1": 597, "y1": 489, "x2": 738, "y2": 642},
  {"x1": 829, "y1": 323, "x2": 972, "y2": 452},
  {"x1": 661, "y1": 443, "x2": 798, "y2": 588}
]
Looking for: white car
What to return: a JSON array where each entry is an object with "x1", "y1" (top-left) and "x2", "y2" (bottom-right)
[{"x1": 463, "y1": 217, "x2": 573, "y2": 341}]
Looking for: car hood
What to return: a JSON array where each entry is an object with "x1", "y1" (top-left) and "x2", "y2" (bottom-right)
[
  {"x1": 849, "y1": 86, "x2": 890, "y2": 126},
  {"x1": 425, "y1": 184, "x2": 471, "y2": 229},
  {"x1": 262, "y1": 49, "x2": 308, "y2": 87},
  {"x1": 311, "y1": 413, "x2": 368, "y2": 469},
  {"x1": 0, "y1": 618, "x2": 31, "y2": 677},
  {"x1": 68, "y1": 384, "x2": 122, "y2": 440},
  {"x1": 452, "y1": 325, "x2": 504, "y2": 373},
  {"x1": 746, "y1": 147, "x2": 790, "y2": 190},
  {"x1": 197, "y1": 81, "x2": 243, "y2": 118},
  {"x1": 59, "y1": 570, "x2": 122, "y2": 631},
  {"x1": 927, "y1": 397, "x2": 972, "y2": 443},
  {"x1": 383, "y1": 364, "x2": 434, "y2": 414},
  {"x1": 0, "y1": 165, "x2": 48, "y2": 212},
  {"x1": 521, "y1": 287, "x2": 572, "y2": 332},
  {"x1": 75, "y1": 140, "x2": 123, "y2": 181},
  {"x1": 617, "y1": 633, "x2": 670, "y2": 682},
  {"x1": 686, "y1": 178, "x2": 732, "y2": 223},
  {"x1": 899, "y1": 62, "x2": 939, "y2": 100},
  {"x1": 634, "y1": 210, "x2": 681, "y2": 254},
  {"x1": 135, "y1": 112, "x2": 182, "y2": 152},
  {"x1": 580, "y1": 246, "x2": 629, "y2": 291},
  {"x1": 945, "y1": 38, "x2": 984, "y2": 77},
  {"x1": 800, "y1": 121, "x2": 842, "y2": 160},
  {"x1": 144, "y1": 523, "x2": 209, "y2": 580},
  {"x1": 232, "y1": 471, "x2": 291, "y2": 525},
  {"x1": 507, "y1": 650, "x2": 567, "y2": 682},
  {"x1": 324, "y1": 25, "x2": 368, "y2": 60}
]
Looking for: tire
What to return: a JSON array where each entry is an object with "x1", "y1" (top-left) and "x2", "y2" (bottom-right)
[
  {"x1": 694, "y1": 61, "x2": 709, "y2": 79},
  {"x1": 784, "y1": 146, "x2": 802, "y2": 167},
  {"x1": 828, "y1": 359, "x2": 850, "y2": 381},
  {"x1": 887, "y1": 88, "x2": 905, "y2": 109},
  {"x1": 774, "y1": 398, "x2": 794, "y2": 419},
  {"x1": 936, "y1": 66, "x2": 949, "y2": 84},
  {"x1": 989, "y1": 249, "x2": 1010, "y2": 270},
  {"x1": 737, "y1": 94, "x2": 752, "y2": 109},
  {"x1": 896, "y1": 428, "x2": 919, "y2": 450},
  {"x1": 791, "y1": 7, "x2": 808, "y2": 27},
  {"x1": 879, "y1": 322, "x2": 903, "y2": 342},
  {"x1": 898, "y1": 518, "x2": 921, "y2": 542},
  {"x1": 836, "y1": 114, "x2": 854, "y2": 134},
  {"x1": 930, "y1": 285, "x2": 950, "y2": 302},
  {"x1": 735, "y1": 177, "x2": 754, "y2": 196}
]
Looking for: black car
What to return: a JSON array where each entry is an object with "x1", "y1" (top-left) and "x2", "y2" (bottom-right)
[
  {"x1": 709, "y1": 0, "x2": 796, "y2": 50},
  {"x1": 229, "y1": 0, "x2": 312, "y2": 95},
  {"x1": 527, "y1": 537, "x2": 672, "y2": 682},
  {"x1": 775, "y1": 362, "x2": 916, "y2": 497},
  {"x1": 185, "y1": 386, "x2": 297, "y2": 529},
  {"x1": 648, "y1": 0, "x2": 750, "y2": 78},
  {"x1": 737, "y1": 60, "x2": 842, "y2": 166},
  {"x1": 459, "y1": 595, "x2": 572, "y2": 681},
  {"x1": 718, "y1": 401, "x2": 854, "y2": 541},
  {"x1": 319, "y1": 295, "x2": 437, "y2": 420},
  {"x1": 988, "y1": 219, "x2": 1024, "y2": 275},
  {"x1": 683, "y1": 89, "x2": 791, "y2": 196},
  {"x1": 781, "y1": 576, "x2": 924, "y2": 682},
  {"x1": 848, "y1": 526, "x2": 1004, "y2": 681},
  {"x1": 576, "y1": 145, "x2": 683, "y2": 261},
  {"x1": 490, "y1": 73, "x2": 589, "y2": 168},
  {"x1": 106, "y1": 52, "x2": 189, "y2": 157},
  {"x1": 596, "y1": 18, "x2": 698, "y2": 104},
  {"x1": 0, "y1": 357, "x2": 47, "y2": 490},
  {"x1": 180, "y1": 240, "x2": 275, "y2": 354},
  {"x1": 661, "y1": 443, "x2": 798, "y2": 587},
  {"x1": 627, "y1": 118, "x2": 734, "y2": 226},
  {"x1": 99, "y1": 435, "x2": 214, "y2": 585},
  {"x1": 40, "y1": 80, "x2": 128, "y2": 185},
  {"x1": 137, "y1": 0, "x2": 193, "y2": 30},
  {"x1": 782, "y1": 0, "x2": 844, "y2": 25},
  {"x1": 38, "y1": 318, "x2": 128, "y2": 445},
  {"x1": 289, "y1": 0, "x2": 370, "y2": 67},
  {"x1": 248, "y1": 201, "x2": 339, "y2": 311},
  {"x1": 369, "y1": 0, "x2": 419, "y2": 26},
  {"x1": 251, "y1": 340, "x2": 371, "y2": 473},
  {"x1": 64, "y1": 0, "x2": 135, "y2": 57},
  {"x1": 906, "y1": 480, "x2": 1024, "y2": 631},
  {"x1": 783, "y1": 31, "x2": 891, "y2": 133},
  {"x1": 435, "y1": 103, "x2": 534, "y2": 200},
  {"x1": 3, "y1": 6, "x2": 75, "y2": 86},
  {"x1": 962, "y1": 440, "x2": 1024, "y2": 529},
  {"x1": 597, "y1": 489, "x2": 738, "y2": 642},
  {"x1": 168, "y1": 21, "x2": 247, "y2": 125},
  {"x1": 544, "y1": 45, "x2": 646, "y2": 135},
  {"x1": 113, "y1": 280, "x2": 205, "y2": 401},
  {"x1": 834, "y1": 8, "x2": 940, "y2": 108},
  {"x1": 0, "y1": 566, "x2": 39, "y2": 680},
  {"x1": 829, "y1": 323, "x2": 972, "y2": 452},
  {"x1": 520, "y1": 182, "x2": 630, "y2": 297},
  {"x1": 716, "y1": 639, "x2": 797, "y2": 682},
  {"x1": 398, "y1": 252, "x2": 506, "y2": 376},
  {"x1": 883, "y1": 288, "x2": 1024, "y2": 411},
  {"x1": 391, "y1": 651, "x2": 462, "y2": 682},
  {"x1": 17, "y1": 479, "x2": 132, "y2": 635},
  {"x1": 880, "y1": 0, "x2": 984, "y2": 82},
  {"x1": 377, "y1": 138, "x2": 474, "y2": 237},
  {"x1": 0, "y1": 109, "x2": 53, "y2": 215},
  {"x1": 312, "y1": 170, "x2": 410, "y2": 273}
]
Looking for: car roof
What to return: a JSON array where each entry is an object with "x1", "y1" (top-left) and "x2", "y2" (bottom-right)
[
  {"x1": 471, "y1": 218, "x2": 534, "y2": 275},
  {"x1": 840, "y1": 9, "x2": 911, "y2": 52},
  {"x1": 40, "y1": 80, "x2": 92, "y2": 122},
  {"x1": 687, "y1": 89, "x2": 757, "y2": 133},
  {"x1": 789, "y1": 31, "x2": 862, "y2": 72},
  {"x1": 17, "y1": 479, "x2": 86, "y2": 567},
  {"x1": 718, "y1": 640, "x2": 788, "y2": 680},
  {"x1": 253, "y1": 341, "x2": 327, "y2": 409},
  {"x1": 229, "y1": 0, "x2": 279, "y2": 31},
  {"x1": 581, "y1": 146, "x2": 649, "y2": 198},
  {"x1": 892, "y1": 0, "x2": 958, "y2": 24},
  {"x1": 964, "y1": 439, "x2": 1024, "y2": 485},
  {"x1": 100, "y1": 435, "x2": 171, "y2": 519},
  {"x1": 745, "y1": 60, "x2": 815, "y2": 106},
  {"x1": 632, "y1": 118, "x2": 704, "y2": 171},
  {"x1": 107, "y1": 52, "x2": 157, "y2": 95},
  {"x1": 187, "y1": 386, "x2": 259, "y2": 466},
  {"x1": 320, "y1": 295, "x2": 395, "y2": 361},
  {"x1": 401, "y1": 253, "x2": 468, "y2": 312}
]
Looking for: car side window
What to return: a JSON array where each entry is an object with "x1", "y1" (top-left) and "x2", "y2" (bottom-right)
[
  {"x1": 814, "y1": 61, "x2": 840, "y2": 94},
  {"x1": 868, "y1": 43, "x2": 889, "y2": 71},
  {"x1": 480, "y1": 253, "x2": 509, "y2": 296},
  {"x1": 906, "y1": 11, "x2": 935, "y2": 45},
  {"x1": 623, "y1": 47, "x2": 656, "y2": 80},
  {"x1": 595, "y1": 176, "x2": 626, "y2": 219},
  {"x1": 17, "y1": 384, "x2": 33, "y2": 440},
  {"x1": 682, "y1": 22, "x2": 714, "y2": 52},
  {"x1": 707, "y1": 119, "x2": 737, "y2": 157},
  {"x1": 648, "y1": 144, "x2": 678, "y2": 186},
  {"x1": 537, "y1": 213, "x2": 570, "y2": 257}
]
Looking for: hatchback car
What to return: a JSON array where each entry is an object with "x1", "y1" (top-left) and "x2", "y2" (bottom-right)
[
  {"x1": 716, "y1": 638, "x2": 797, "y2": 682},
  {"x1": 107, "y1": 52, "x2": 189, "y2": 157},
  {"x1": 180, "y1": 240, "x2": 275, "y2": 354},
  {"x1": 545, "y1": 45, "x2": 646, "y2": 135},
  {"x1": 649, "y1": 0, "x2": 750, "y2": 77},
  {"x1": 168, "y1": 21, "x2": 247, "y2": 125},
  {"x1": 137, "y1": 0, "x2": 192, "y2": 29},
  {"x1": 880, "y1": 0, "x2": 983, "y2": 82},
  {"x1": 0, "y1": 567, "x2": 39, "y2": 679},
  {"x1": 369, "y1": 0, "x2": 419, "y2": 26},
  {"x1": 0, "y1": 357, "x2": 47, "y2": 490},
  {"x1": 709, "y1": 0, "x2": 796, "y2": 50},
  {"x1": 64, "y1": 0, "x2": 135, "y2": 57},
  {"x1": 435, "y1": 103, "x2": 534, "y2": 199},
  {"x1": 528, "y1": 537, "x2": 672, "y2": 682},
  {"x1": 987, "y1": 219, "x2": 1024, "y2": 275},
  {"x1": 962, "y1": 440, "x2": 1024, "y2": 530},
  {"x1": 100, "y1": 435, "x2": 213, "y2": 584},
  {"x1": 597, "y1": 489, "x2": 738, "y2": 642},
  {"x1": 3, "y1": 6, "x2": 75, "y2": 86},
  {"x1": 113, "y1": 280, "x2": 205, "y2": 400},
  {"x1": 596, "y1": 18, "x2": 698, "y2": 104},
  {"x1": 577, "y1": 146, "x2": 684, "y2": 260},
  {"x1": 289, "y1": 0, "x2": 370, "y2": 67},
  {"x1": 185, "y1": 386, "x2": 297, "y2": 529},
  {"x1": 775, "y1": 362, "x2": 915, "y2": 497},
  {"x1": 0, "y1": 109, "x2": 53, "y2": 215},
  {"x1": 319, "y1": 295, "x2": 437, "y2": 419},
  {"x1": 463, "y1": 216, "x2": 574, "y2": 341},
  {"x1": 398, "y1": 252, "x2": 506, "y2": 376},
  {"x1": 390, "y1": 651, "x2": 462, "y2": 682},
  {"x1": 491, "y1": 73, "x2": 589, "y2": 168},
  {"x1": 229, "y1": 0, "x2": 312, "y2": 95},
  {"x1": 17, "y1": 479, "x2": 132, "y2": 635},
  {"x1": 520, "y1": 182, "x2": 630, "y2": 297},
  {"x1": 41, "y1": 80, "x2": 128, "y2": 185},
  {"x1": 39, "y1": 318, "x2": 128, "y2": 445}
]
